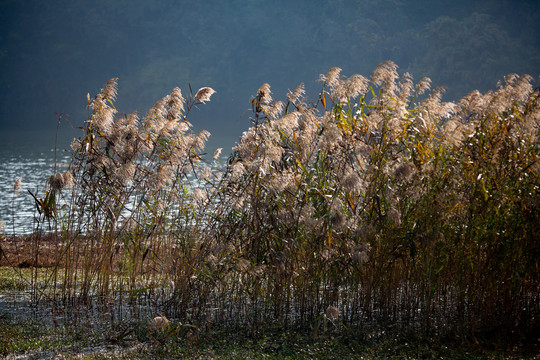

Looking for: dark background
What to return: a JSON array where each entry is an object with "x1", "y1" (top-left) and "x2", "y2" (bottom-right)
[{"x1": 1, "y1": 0, "x2": 539, "y2": 154}]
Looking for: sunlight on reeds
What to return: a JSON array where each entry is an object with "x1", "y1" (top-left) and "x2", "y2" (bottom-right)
[{"x1": 4, "y1": 62, "x2": 538, "y2": 340}]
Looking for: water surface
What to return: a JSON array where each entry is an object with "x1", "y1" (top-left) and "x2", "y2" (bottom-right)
[{"x1": 0, "y1": 130, "x2": 72, "y2": 234}]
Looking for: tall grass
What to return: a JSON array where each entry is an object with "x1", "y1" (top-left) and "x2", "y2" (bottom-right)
[{"x1": 11, "y1": 62, "x2": 539, "y2": 339}]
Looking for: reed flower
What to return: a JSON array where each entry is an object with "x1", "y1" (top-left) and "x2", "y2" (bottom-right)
[
  {"x1": 319, "y1": 67, "x2": 342, "y2": 91},
  {"x1": 392, "y1": 161, "x2": 415, "y2": 182},
  {"x1": 257, "y1": 83, "x2": 272, "y2": 104},
  {"x1": 192, "y1": 188, "x2": 208, "y2": 206},
  {"x1": 351, "y1": 243, "x2": 370, "y2": 264},
  {"x1": 102, "y1": 77, "x2": 118, "y2": 102},
  {"x1": 416, "y1": 77, "x2": 432, "y2": 95},
  {"x1": 263, "y1": 100, "x2": 284, "y2": 120},
  {"x1": 199, "y1": 166, "x2": 212, "y2": 180},
  {"x1": 334, "y1": 74, "x2": 369, "y2": 103},
  {"x1": 213, "y1": 148, "x2": 223, "y2": 160},
  {"x1": 273, "y1": 111, "x2": 300, "y2": 133},
  {"x1": 92, "y1": 106, "x2": 116, "y2": 135},
  {"x1": 341, "y1": 168, "x2": 363, "y2": 193},
  {"x1": 115, "y1": 162, "x2": 136, "y2": 184},
  {"x1": 230, "y1": 161, "x2": 245, "y2": 179},
  {"x1": 70, "y1": 138, "x2": 81, "y2": 152},
  {"x1": 398, "y1": 72, "x2": 414, "y2": 100},
  {"x1": 167, "y1": 87, "x2": 185, "y2": 116},
  {"x1": 330, "y1": 198, "x2": 346, "y2": 229},
  {"x1": 443, "y1": 119, "x2": 472, "y2": 146},
  {"x1": 13, "y1": 177, "x2": 22, "y2": 191},
  {"x1": 325, "y1": 305, "x2": 339, "y2": 320},
  {"x1": 194, "y1": 87, "x2": 216, "y2": 104},
  {"x1": 321, "y1": 121, "x2": 342, "y2": 151},
  {"x1": 371, "y1": 60, "x2": 399, "y2": 94},
  {"x1": 287, "y1": 83, "x2": 305, "y2": 105},
  {"x1": 150, "y1": 316, "x2": 169, "y2": 332}
]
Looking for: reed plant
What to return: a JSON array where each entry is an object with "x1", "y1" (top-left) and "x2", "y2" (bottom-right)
[{"x1": 15, "y1": 62, "x2": 539, "y2": 341}]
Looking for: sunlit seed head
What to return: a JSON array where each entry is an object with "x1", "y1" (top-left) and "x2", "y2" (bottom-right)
[
  {"x1": 287, "y1": 83, "x2": 305, "y2": 105},
  {"x1": 371, "y1": 60, "x2": 399, "y2": 93},
  {"x1": 416, "y1": 77, "x2": 432, "y2": 95},
  {"x1": 168, "y1": 87, "x2": 185, "y2": 117},
  {"x1": 13, "y1": 177, "x2": 22, "y2": 191},
  {"x1": 145, "y1": 98, "x2": 168, "y2": 129},
  {"x1": 268, "y1": 169, "x2": 296, "y2": 193},
  {"x1": 194, "y1": 87, "x2": 216, "y2": 104},
  {"x1": 443, "y1": 119, "x2": 471, "y2": 146},
  {"x1": 274, "y1": 111, "x2": 300, "y2": 132},
  {"x1": 102, "y1": 77, "x2": 119, "y2": 102},
  {"x1": 257, "y1": 83, "x2": 272, "y2": 104},
  {"x1": 193, "y1": 130, "x2": 210, "y2": 152},
  {"x1": 92, "y1": 106, "x2": 117, "y2": 136},
  {"x1": 264, "y1": 100, "x2": 284, "y2": 120},
  {"x1": 262, "y1": 142, "x2": 283, "y2": 164},
  {"x1": 230, "y1": 161, "x2": 245, "y2": 179},
  {"x1": 233, "y1": 128, "x2": 257, "y2": 159},
  {"x1": 399, "y1": 72, "x2": 414, "y2": 100},
  {"x1": 320, "y1": 67, "x2": 342, "y2": 91},
  {"x1": 321, "y1": 121, "x2": 342, "y2": 151},
  {"x1": 335, "y1": 74, "x2": 369, "y2": 103},
  {"x1": 420, "y1": 86, "x2": 457, "y2": 122},
  {"x1": 151, "y1": 165, "x2": 172, "y2": 189},
  {"x1": 116, "y1": 162, "x2": 136, "y2": 183},
  {"x1": 213, "y1": 147, "x2": 223, "y2": 160},
  {"x1": 61, "y1": 171, "x2": 74, "y2": 189},
  {"x1": 200, "y1": 166, "x2": 212, "y2": 180},
  {"x1": 192, "y1": 188, "x2": 208, "y2": 207}
]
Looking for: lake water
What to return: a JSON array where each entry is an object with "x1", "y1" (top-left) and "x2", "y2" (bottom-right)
[{"x1": 0, "y1": 130, "x2": 73, "y2": 234}]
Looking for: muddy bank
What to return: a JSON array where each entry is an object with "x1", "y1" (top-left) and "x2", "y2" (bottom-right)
[{"x1": 0, "y1": 234, "x2": 64, "y2": 268}]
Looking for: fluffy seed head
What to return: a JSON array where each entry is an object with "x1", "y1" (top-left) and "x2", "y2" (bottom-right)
[
  {"x1": 371, "y1": 60, "x2": 399, "y2": 93},
  {"x1": 13, "y1": 177, "x2": 22, "y2": 191},
  {"x1": 320, "y1": 67, "x2": 342, "y2": 91},
  {"x1": 102, "y1": 78, "x2": 119, "y2": 102},
  {"x1": 257, "y1": 83, "x2": 272, "y2": 104},
  {"x1": 150, "y1": 316, "x2": 169, "y2": 332},
  {"x1": 416, "y1": 77, "x2": 432, "y2": 95},
  {"x1": 194, "y1": 87, "x2": 216, "y2": 103},
  {"x1": 325, "y1": 305, "x2": 339, "y2": 320},
  {"x1": 48, "y1": 171, "x2": 74, "y2": 191},
  {"x1": 287, "y1": 83, "x2": 305, "y2": 105}
]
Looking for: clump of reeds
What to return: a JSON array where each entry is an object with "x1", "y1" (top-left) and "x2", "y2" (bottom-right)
[
  {"x1": 19, "y1": 62, "x2": 539, "y2": 341},
  {"x1": 212, "y1": 61, "x2": 539, "y2": 335}
]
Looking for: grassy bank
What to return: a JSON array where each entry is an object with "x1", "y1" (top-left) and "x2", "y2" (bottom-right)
[{"x1": 2, "y1": 311, "x2": 537, "y2": 359}]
